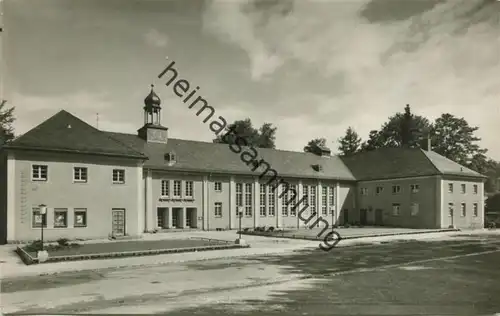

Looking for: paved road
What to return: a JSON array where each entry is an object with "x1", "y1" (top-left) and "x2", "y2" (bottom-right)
[{"x1": 2, "y1": 234, "x2": 500, "y2": 315}]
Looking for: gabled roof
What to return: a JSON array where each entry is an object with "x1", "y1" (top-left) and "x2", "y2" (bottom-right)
[
  {"x1": 105, "y1": 132, "x2": 356, "y2": 181},
  {"x1": 5, "y1": 110, "x2": 147, "y2": 159},
  {"x1": 340, "y1": 147, "x2": 486, "y2": 181}
]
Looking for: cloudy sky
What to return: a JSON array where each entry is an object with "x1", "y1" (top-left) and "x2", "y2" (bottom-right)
[{"x1": 2, "y1": 0, "x2": 500, "y2": 159}]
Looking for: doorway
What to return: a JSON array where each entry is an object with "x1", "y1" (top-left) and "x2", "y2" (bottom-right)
[
  {"x1": 172, "y1": 208, "x2": 180, "y2": 228},
  {"x1": 375, "y1": 209, "x2": 384, "y2": 226},
  {"x1": 112, "y1": 209, "x2": 126, "y2": 236},
  {"x1": 343, "y1": 209, "x2": 349, "y2": 225},
  {"x1": 360, "y1": 209, "x2": 368, "y2": 225},
  {"x1": 186, "y1": 208, "x2": 198, "y2": 228},
  {"x1": 157, "y1": 207, "x2": 168, "y2": 229}
]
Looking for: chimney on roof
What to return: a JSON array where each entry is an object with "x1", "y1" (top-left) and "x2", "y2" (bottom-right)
[
  {"x1": 427, "y1": 137, "x2": 432, "y2": 152},
  {"x1": 312, "y1": 144, "x2": 331, "y2": 157}
]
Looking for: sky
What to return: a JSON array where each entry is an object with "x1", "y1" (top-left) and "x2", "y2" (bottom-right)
[{"x1": 2, "y1": 0, "x2": 500, "y2": 160}]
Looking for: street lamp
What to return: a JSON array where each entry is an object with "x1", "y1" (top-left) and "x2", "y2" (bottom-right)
[
  {"x1": 330, "y1": 207, "x2": 335, "y2": 230},
  {"x1": 238, "y1": 208, "x2": 243, "y2": 239},
  {"x1": 38, "y1": 204, "x2": 47, "y2": 251}
]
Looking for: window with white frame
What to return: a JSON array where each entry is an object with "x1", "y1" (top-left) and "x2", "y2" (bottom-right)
[
  {"x1": 185, "y1": 181, "x2": 194, "y2": 198},
  {"x1": 376, "y1": 186, "x2": 384, "y2": 195},
  {"x1": 410, "y1": 203, "x2": 419, "y2": 216},
  {"x1": 281, "y1": 184, "x2": 289, "y2": 216},
  {"x1": 260, "y1": 184, "x2": 267, "y2": 216},
  {"x1": 112, "y1": 169, "x2": 125, "y2": 184},
  {"x1": 448, "y1": 203, "x2": 454, "y2": 217},
  {"x1": 54, "y1": 208, "x2": 68, "y2": 228},
  {"x1": 473, "y1": 203, "x2": 478, "y2": 217},
  {"x1": 392, "y1": 203, "x2": 400, "y2": 216},
  {"x1": 32, "y1": 165, "x2": 48, "y2": 181},
  {"x1": 214, "y1": 202, "x2": 222, "y2": 217},
  {"x1": 73, "y1": 167, "x2": 88, "y2": 182},
  {"x1": 321, "y1": 186, "x2": 328, "y2": 215},
  {"x1": 360, "y1": 188, "x2": 368, "y2": 195},
  {"x1": 410, "y1": 184, "x2": 420, "y2": 193},
  {"x1": 268, "y1": 185, "x2": 275, "y2": 216},
  {"x1": 244, "y1": 183, "x2": 253, "y2": 216},
  {"x1": 32, "y1": 207, "x2": 47, "y2": 228},
  {"x1": 392, "y1": 185, "x2": 401, "y2": 194},
  {"x1": 309, "y1": 185, "x2": 316, "y2": 215},
  {"x1": 290, "y1": 184, "x2": 298, "y2": 216},
  {"x1": 461, "y1": 203, "x2": 466, "y2": 217},
  {"x1": 214, "y1": 182, "x2": 222, "y2": 192},
  {"x1": 448, "y1": 183, "x2": 454, "y2": 193},
  {"x1": 161, "y1": 180, "x2": 170, "y2": 197},
  {"x1": 329, "y1": 186, "x2": 335, "y2": 214},
  {"x1": 74, "y1": 208, "x2": 87, "y2": 227},
  {"x1": 473, "y1": 184, "x2": 478, "y2": 194},
  {"x1": 173, "y1": 180, "x2": 181, "y2": 197},
  {"x1": 236, "y1": 183, "x2": 243, "y2": 215},
  {"x1": 302, "y1": 185, "x2": 309, "y2": 217},
  {"x1": 461, "y1": 184, "x2": 466, "y2": 194}
]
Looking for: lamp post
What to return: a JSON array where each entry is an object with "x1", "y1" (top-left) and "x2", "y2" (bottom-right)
[
  {"x1": 39, "y1": 204, "x2": 47, "y2": 251},
  {"x1": 331, "y1": 207, "x2": 335, "y2": 230},
  {"x1": 238, "y1": 208, "x2": 243, "y2": 239}
]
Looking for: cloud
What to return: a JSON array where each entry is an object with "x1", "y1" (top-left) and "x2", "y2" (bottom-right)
[
  {"x1": 203, "y1": 0, "x2": 500, "y2": 159},
  {"x1": 144, "y1": 28, "x2": 169, "y2": 48}
]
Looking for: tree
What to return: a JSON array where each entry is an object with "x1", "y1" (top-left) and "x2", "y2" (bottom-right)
[
  {"x1": 213, "y1": 118, "x2": 277, "y2": 149},
  {"x1": 0, "y1": 100, "x2": 15, "y2": 146},
  {"x1": 360, "y1": 104, "x2": 431, "y2": 151},
  {"x1": 486, "y1": 193, "x2": 500, "y2": 213},
  {"x1": 430, "y1": 113, "x2": 487, "y2": 167},
  {"x1": 337, "y1": 127, "x2": 361, "y2": 155},
  {"x1": 361, "y1": 130, "x2": 385, "y2": 151},
  {"x1": 304, "y1": 138, "x2": 327, "y2": 153}
]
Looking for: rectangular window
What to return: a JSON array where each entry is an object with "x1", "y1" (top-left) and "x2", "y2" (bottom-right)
[
  {"x1": 32, "y1": 164, "x2": 48, "y2": 181},
  {"x1": 161, "y1": 180, "x2": 170, "y2": 197},
  {"x1": 329, "y1": 186, "x2": 335, "y2": 214},
  {"x1": 360, "y1": 188, "x2": 368, "y2": 195},
  {"x1": 260, "y1": 184, "x2": 267, "y2": 216},
  {"x1": 461, "y1": 203, "x2": 466, "y2": 217},
  {"x1": 214, "y1": 202, "x2": 222, "y2": 217},
  {"x1": 392, "y1": 203, "x2": 400, "y2": 216},
  {"x1": 290, "y1": 184, "x2": 298, "y2": 216},
  {"x1": 376, "y1": 186, "x2": 384, "y2": 195},
  {"x1": 473, "y1": 203, "x2": 478, "y2": 217},
  {"x1": 410, "y1": 203, "x2": 419, "y2": 216},
  {"x1": 321, "y1": 186, "x2": 328, "y2": 215},
  {"x1": 392, "y1": 185, "x2": 401, "y2": 194},
  {"x1": 185, "y1": 181, "x2": 194, "y2": 198},
  {"x1": 302, "y1": 185, "x2": 309, "y2": 217},
  {"x1": 309, "y1": 186, "x2": 316, "y2": 215},
  {"x1": 281, "y1": 185, "x2": 289, "y2": 216},
  {"x1": 236, "y1": 183, "x2": 243, "y2": 213},
  {"x1": 461, "y1": 184, "x2": 466, "y2": 194},
  {"x1": 473, "y1": 184, "x2": 478, "y2": 194},
  {"x1": 245, "y1": 183, "x2": 253, "y2": 216},
  {"x1": 410, "y1": 184, "x2": 420, "y2": 193},
  {"x1": 173, "y1": 180, "x2": 181, "y2": 197},
  {"x1": 54, "y1": 208, "x2": 68, "y2": 228},
  {"x1": 73, "y1": 167, "x2": 88, "y2": 182},
  {"x1": 74, "y1": 208, "x2": 87, "y2": 227},
  {"x1": 214, "y1": 182, "x2": 222, "y2": 192},
  {"x1": 448, "y1": 203, "x2": 454, "y2": 217},
  {"x1": 267, "y1": 186, "x2": 275, "y2": 216},
  {"x1": 448, "y1": 183, "x2": 454, "y2": 193},
  {"x1": 32, "y1": 207, "x2": 47, "y2": 228},
  {"x1": 112, "y1": 169, "x2": 125, "y2": 184}
]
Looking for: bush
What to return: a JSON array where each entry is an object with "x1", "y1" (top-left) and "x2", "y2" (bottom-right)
[
  {"x1": 267, "y1": 226, "x2": 275, "y2": 232},
  {"x1": 57, "y1": 238, "x2": 69, "y2": 247},
  {"x1": 24, "y1": 240, "x2": 43, "y2": 252},
  {"x1": 344, "y1": 223, "x2": 350, "y2": 228}
]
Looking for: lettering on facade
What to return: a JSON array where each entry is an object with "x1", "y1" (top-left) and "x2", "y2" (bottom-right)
[{"x1": 158, "y1": 198, "x2": 195, "y2": 202}]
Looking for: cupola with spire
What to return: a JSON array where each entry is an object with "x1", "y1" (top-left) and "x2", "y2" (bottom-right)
[{"x1": 138, "y1": 84, "x2": 169, "y2": 144}]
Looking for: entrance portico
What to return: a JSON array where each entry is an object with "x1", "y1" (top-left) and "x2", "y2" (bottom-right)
[{"x1": 156, "y1": 207, "x2": 198, "y2": 230}]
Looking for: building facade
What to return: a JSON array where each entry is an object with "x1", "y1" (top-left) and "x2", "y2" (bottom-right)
[{"x1": 0, "y1": 88, "x2": 487, "y2": 243}]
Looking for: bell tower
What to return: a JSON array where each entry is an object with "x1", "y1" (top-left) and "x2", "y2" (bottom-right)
[{"x1": 138, "y1": 84, "x2": 169, "y2": 144}]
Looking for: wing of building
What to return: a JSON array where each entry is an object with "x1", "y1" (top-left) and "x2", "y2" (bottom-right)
[{"x1": 0, "y1": 88, "x2": 487, "y2": 243}]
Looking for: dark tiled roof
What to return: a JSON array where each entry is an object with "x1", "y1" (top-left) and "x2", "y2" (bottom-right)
[
  {"x1": 340, "y1": 147, "x2": 486, "y2": 181},
  {"x1": 421, "y1": 150, "x2": 486, "y2": 178},
  {"x1": 105, "y1": 131, "x2": 356, "y2": 181},
  {"x1": 5, "y1": 110, "x2": 147, "y2": 159}
]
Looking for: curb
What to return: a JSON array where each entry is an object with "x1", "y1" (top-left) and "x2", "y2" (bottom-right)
[{"x1": 240, "y1": 229, "x2": 460, "y2": 241}]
